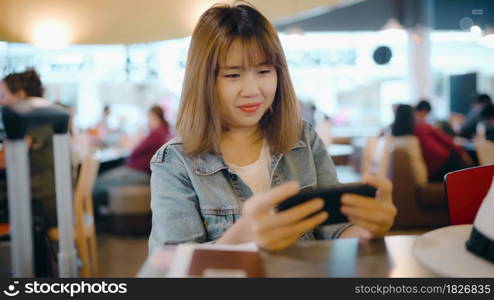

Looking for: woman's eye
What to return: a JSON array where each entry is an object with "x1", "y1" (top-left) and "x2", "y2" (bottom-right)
[
  {"x1": 259, "y1": 69, "x2": 271, "y2": 74},
  {"x1": 225, "y1": 74, "x2": 240, "y2": 78}
]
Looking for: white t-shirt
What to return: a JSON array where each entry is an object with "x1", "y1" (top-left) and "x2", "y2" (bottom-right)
[{"x1": 227, "y1": 140, "x2": 272, "y2": 195}]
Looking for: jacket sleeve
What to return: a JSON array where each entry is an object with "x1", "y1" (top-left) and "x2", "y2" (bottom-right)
[
  {"x1": 303, "y1": 121, "x2": 353, "y2": 239},
  {"x1": 148, "y1": 145, "x2": 207, "y2": 256}
]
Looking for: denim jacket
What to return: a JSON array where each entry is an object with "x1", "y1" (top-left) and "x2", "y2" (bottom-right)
[{"x1": 148, "y1": 121, "x2": 351, "y2": 254}]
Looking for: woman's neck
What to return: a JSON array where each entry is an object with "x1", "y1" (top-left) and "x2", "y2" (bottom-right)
[
  {"x1": 220, "y1": 125, "x2": 264, "y2": 166},
  {"x1": 222, "y1": 125, "x2": 261, "y2": 144}
]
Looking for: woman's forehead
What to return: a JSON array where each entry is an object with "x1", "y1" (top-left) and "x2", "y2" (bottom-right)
[{"x1": 220, "y1": 39, "x2": 271, "y2": 67}]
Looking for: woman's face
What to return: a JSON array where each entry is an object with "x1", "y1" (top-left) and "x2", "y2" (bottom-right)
[
  {"x1": 0, "y1": 81, "x2": 22, "y2": 105},
  {"x1": 148, "y1": 112, "x2": 161, "y2": 130},
  {"x1": 216, "y1": 39, "x2": 277, "y2": 131}
]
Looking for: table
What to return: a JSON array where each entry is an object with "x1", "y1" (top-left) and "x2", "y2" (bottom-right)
[
  {"x1": 137, "y1": 236, "x2": 435, "y2": 277},
  {"x1": 327, "y1": 144, "x2": 354, "y2": 157},
  {"x1": 327, "y1": 144, "x2": 355, "y2": 166},
  {"x1": 92, "y1": 147, "x2": 131, "y2": 174}
]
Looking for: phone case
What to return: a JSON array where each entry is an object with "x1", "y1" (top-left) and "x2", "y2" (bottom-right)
[{"x1": 276, "y1": 183, "x2": 377, "y2": 225}]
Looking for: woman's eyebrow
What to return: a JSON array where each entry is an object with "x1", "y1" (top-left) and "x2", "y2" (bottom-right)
[
  {"x1": 220, "y1": 62, "x2": 270, "y2": 70},
  {"x1": 220, "y1": 65, "x2": 243, "y2": 70}
]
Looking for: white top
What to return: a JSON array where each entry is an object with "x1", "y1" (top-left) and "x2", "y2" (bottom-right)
[{"x1": 227, "y1": 140, "x2": 271, "y2": 195}]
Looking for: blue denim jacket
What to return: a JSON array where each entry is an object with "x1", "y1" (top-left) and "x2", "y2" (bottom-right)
[{"x1": 148, "y1": 121, "x2": 351, "y2": 254}]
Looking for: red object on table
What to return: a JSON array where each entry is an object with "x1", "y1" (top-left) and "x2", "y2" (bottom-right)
[{"x1": 445, "y1": 165, "x2": 494, "y2": 225}]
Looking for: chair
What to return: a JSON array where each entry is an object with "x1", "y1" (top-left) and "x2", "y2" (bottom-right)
[
  {"x1": 476, "y1": 140, "x2": 494, "y2": 165},
  {"x1": 361, "y1": 135, "x2": 392, "y2": 178},
  {"x1": 48, "y1": 156, "x2": 100, "y2": 277},
  {"x1": 107, "y1": 185, "x2": 151, "y2": 236},
  {"x1": 388, "y1": 136, "x2": 449, "y2": 229},
  {"x1": 444, "y1": 164, "x2": 494, "y2": 225}
]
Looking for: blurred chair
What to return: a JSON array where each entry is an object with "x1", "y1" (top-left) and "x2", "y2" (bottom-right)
[
  {"x1": 361, "y1": 136, "x2": 392, "y2": 178},
  {"x1": 476, "y1": 140, "x2": 494, "y2": 165},
  {"x1": 445, "y1": 165, "x2": 494, "y2": 225},
  {"x1": 388, "y1": 136, "x2": 449, "y2": 229},
  {"x1": 107, "y1": 185, "x2": 151, "y2": 236},
  {"x1": 49, "y1": 156, "x2": 100, "y2": 277}
]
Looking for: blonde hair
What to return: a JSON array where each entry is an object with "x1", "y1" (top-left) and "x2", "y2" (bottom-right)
[{"x1": 176, "y1": 3, "x2": 301, "y2": 155}]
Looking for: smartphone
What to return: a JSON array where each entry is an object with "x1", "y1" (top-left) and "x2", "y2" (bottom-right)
[{"x1": 276, "y1": 183, "x2": 377, "y2": 225}]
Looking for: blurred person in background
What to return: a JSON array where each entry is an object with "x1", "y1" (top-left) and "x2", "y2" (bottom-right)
[
  {"x1": 316, "y1": 114, "x2": 333, "y2": 147},
  {"x1": 300, "y1": 101, "x2": 317, "y2": 126},
  {"x1": 480, "y1": 105, "x2": 494, "y2": 142},
  {"x1": 414, "y1": 99, "x2": 456, "y2": 137},
  {"x1": 88, "y1": 104, "x2": 123, "y2": 148},
  {"x1": 414, "y1": 99, "x2": 431, "y2": 123},
  {"x1": 392, "y1": 104, "x2": 470, "y2": 182},
  {"x1": 0, "y1": 68, "x2": 57, "y2": 276},
  {"x1": 93, "y1": 105, "x2": 172, "y2": 214},
  {"x1": 459, "y1": 94, "x2": 492, "y2": 139}
]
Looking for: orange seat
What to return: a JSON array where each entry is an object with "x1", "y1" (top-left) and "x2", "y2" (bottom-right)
[
  {"x1": 444, "y1": 165, "x2": 494, "y2": 225},
  {"x1": 0, "y1": 223, "x2": 8, "y2": 236}
]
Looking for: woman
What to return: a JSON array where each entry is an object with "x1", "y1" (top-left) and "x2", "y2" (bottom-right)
[
  {"x1": 392, "y1": 104, "x2": 469, "y2": 182},
  {"x1": 93, "y1": 105, "x2": 172, "y2": 212},
  {"x1": 149, "y1": 4, "x2": 396, "y2": 253}
]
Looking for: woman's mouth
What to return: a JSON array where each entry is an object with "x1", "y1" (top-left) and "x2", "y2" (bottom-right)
[{"x1": 238, "y1": 103, "x2": 261, "y2": 113}]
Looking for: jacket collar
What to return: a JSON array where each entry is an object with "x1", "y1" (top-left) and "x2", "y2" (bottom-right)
[{"x1": 192, "y1": 139, "x2": 307, "y2": 176}]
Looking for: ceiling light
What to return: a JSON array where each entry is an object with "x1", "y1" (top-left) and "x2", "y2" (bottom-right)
[
  {"x1": 381, "y1": 18, "x2": 404, "y2": 32},
  {"x1": 379, "y1": 18, "x2": 406, "y2": 41},
  {"x1": 32, "y1": 20, "x2": 70, "y2": 50}
]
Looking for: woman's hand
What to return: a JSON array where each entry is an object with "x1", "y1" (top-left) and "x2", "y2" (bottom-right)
[
  {"x1": 216, "y1": 182, "x2": 328, "y2": 251},
  {"x1": 339, "y1": 174, "x2": 396, "y2": 239}
]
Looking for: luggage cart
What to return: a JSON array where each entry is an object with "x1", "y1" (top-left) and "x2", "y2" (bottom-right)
[{"x1": 2, "y1": 101, "x2": 77, "y2": 277}]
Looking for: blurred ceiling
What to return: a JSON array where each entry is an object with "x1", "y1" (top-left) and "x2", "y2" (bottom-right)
[
  {"x1": 276, "y1": 0, "x2": 494, "y2": 32},
  {"x1": 0, "y1": 0, "x2": 352, "y2": 45}
]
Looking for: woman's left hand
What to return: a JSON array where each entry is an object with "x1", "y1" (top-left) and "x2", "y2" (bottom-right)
[{"x1": 339, "y1": 174, "x2": 396, "y2": 239}]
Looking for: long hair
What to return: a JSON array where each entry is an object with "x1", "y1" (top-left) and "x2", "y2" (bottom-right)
[
  {"x1": 176, "y1": 3, "x2": 301, "y2": 155},
  {"x1": 392, "y1": 104, "x2": 414, "y2": 136},
  {"x1": 3, "y1": 69, "x2": 44, "y2": 97}
]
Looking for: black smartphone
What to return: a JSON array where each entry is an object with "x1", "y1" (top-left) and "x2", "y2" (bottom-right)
[{"x1": 276, "y1": 183, "x2": 377, "y2": 225}]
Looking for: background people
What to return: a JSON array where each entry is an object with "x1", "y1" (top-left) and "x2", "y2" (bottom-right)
[
  {"x1": 93, "y1": 105, "x2": 172, "y2": 214},
  {"x1": 392, "y1": 104, "x2": 469, "y2": 182}
]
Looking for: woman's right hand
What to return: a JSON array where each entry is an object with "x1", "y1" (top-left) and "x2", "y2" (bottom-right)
[{"x1": 216, "y1": 182, "x2": 328, "y2": 251}]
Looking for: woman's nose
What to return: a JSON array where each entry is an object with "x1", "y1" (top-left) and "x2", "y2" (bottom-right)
[{"x1": 240, "y1": 72, "x2": 261, "y2": 98}]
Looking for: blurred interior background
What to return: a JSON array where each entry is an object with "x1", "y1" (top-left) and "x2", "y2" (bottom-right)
[{"x1": 1, "y1": 0, "x2": 494, "y2": 277}]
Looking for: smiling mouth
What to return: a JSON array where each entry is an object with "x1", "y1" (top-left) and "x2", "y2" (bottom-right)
[{"x1": 238, "y1": 103, "x2": 262, "y2": 113}]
